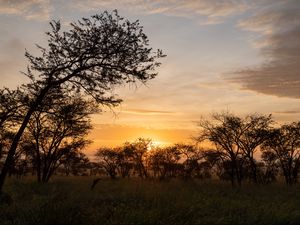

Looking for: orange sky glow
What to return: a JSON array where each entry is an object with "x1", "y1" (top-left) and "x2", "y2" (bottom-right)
[{"x1": 1, "y1": 0, "x2": 300, "y2": 157}]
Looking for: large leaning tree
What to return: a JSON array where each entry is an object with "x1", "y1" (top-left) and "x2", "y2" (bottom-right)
[{"x1": 0, "y1": 10, "x2": 165, "y2": 193}]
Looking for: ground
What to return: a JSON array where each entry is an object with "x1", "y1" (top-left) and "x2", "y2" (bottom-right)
[{"x1": 1, "y1": 177, "x2": 300, "y2": 225}]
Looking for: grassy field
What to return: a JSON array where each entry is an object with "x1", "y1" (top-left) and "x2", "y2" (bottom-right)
[{"x1": 1, "y1": 177, "x2": 300, "y2": 225}]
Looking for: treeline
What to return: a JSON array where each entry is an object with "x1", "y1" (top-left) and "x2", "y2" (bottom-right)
[
  {"x1": 1, "y1": 112, "x2": 299, "y2": 187},
  {"x1": 95, "y1": 112, "x2": 300, "y2": 187}
]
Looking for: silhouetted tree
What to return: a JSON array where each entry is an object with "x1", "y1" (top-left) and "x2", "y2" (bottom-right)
[
  {"x1": 262, "y1": 122, "x2": 300, "y2": 185},
  {"x1": 259, "y1": 151, "x2": 279, "y2": 184},
  {"x1": 0, "y1": 10, "x2": 164, "y2": 192},
  {"x1": 26, "y1": 95, "x2": 95, "y2": 182},
  {"x1": 95, "y1": 147, "x2": 119, "y2": 179},
  {"x1": 60, "y1": 151, "x2": 90, "y2": 176},
  {"x1": 175, "y1": 144, "x2": 202, "y2": 179},
  {"x1": 197, "y1": 113, "x2": 245, "y2": 186},
  {"x1": 0, "y1": 89, "x2": 27, "y2": 166},
  {"x1": 148, "y1": 146, "x2": 181, "y2": 179},
  {"x1": 115, "y1": 147, "x2": 133, "y2": 178},
  {"x1": 237, "y1": 114, "x2": 273, "y2": 183},
  {"x1": 0, "y1": 88, "x2": 27, "y2": 130},
  {"x1": 123, "y1": 138, "x2": 152, "y2": 178}
]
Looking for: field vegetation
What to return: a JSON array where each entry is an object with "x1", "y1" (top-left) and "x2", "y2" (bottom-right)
[{"x1": 1, "y1": 177, "x2": 300, "y2": 225}]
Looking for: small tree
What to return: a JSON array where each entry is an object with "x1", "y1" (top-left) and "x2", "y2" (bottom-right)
[
  {"x1": 25, "y1": 95, "x2": 95, "y2": 182},
  {"x1": 0, "y1": 10, "x2": 164, "y2": 192},
  {"x1": 123, "y1": 138, "x2": 152, "y2": 178},
  {"x1": 95, "y1": 147, "x2": 119, "y2": 179},
  {"x1": 60, "y1": 151, "x2": 90, "y2": 176}
]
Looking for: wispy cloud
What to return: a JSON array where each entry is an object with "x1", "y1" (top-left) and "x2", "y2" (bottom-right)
[
  {"x1": 71, "y1": 0, "x2": 248, "y2": 24},
  {"x1": 123, "y1": 108, "x2": 175, "y2": 115},
  {"x1": 229, "y1": 0, "x2": 300, "y2": 98},
  {"x1": 0, "y1": 0, "x2": 52, "y2": 20},
  {"x1": 273, "y1": 110, "x2": 300, "y2": 114}
]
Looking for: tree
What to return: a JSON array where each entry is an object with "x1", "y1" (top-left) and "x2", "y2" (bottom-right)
[
  {"x1": 147, "y1": 146, "x2": 181, "y2": 179},
  {"x1": 197, "y1": 112, "x2": 273, "y2": 186},
  {"x1": 175, "y1": 144, "x2": 202, "y2": 179},
  {"x1": 0, "y1": 10, "x2": 164, "y2": 192},
  {"x1": 25, "y1": 95, "x2": 96, "y2": 182},
  {"x1": 262, "y1": 122, "x2": 300, "y2": 185},
  {"x1": 259, "y1": 151, "x2": 279, "y2": 184},
  {"x1": 95, "y1": 147, "x2": 119, "y2": 179},
  {"x1": 197, "y1": 113, "x2": 245, "y2": 186},
  {"x1": 60, "y1": 151, "x2": 90, "y2": 176},
  {"x1": 0, "y1": 89, "x2": 27, "y2": 164},
  {"x1": 0, "y1": 88, "x2": 27, "y2": 130},
  {"x1": 236, "y1": 114, "x2": 273, "y2": 183},
  {"x1": 123, "y1": 138, "x2": 152, "y2": 178}
]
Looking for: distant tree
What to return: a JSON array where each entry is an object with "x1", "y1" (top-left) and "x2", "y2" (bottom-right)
[
  {"x1": 115, "y1": 147, "x2": 133, "y2": 178},
  {"x1": 0, "y1": 10, "x2": 164, "y2": 192},
  {"x1": 95, "y1": 147, "x2": 119, "y2": 179},
  {"x1": 259, "y1": 151, "x2": 279, "y2": 184},
  {"x1": 197, "y1": 113, "x2": 245, "y2": 186},
  {"x1": 123, "y1": 138, "x2": 152, "y2": 178},
  {"x1": 148, "y1": 146, "x2": 181, "y2": 179},
  {"x1": 262, "y1": 122, "x2": 300, "y2": 185},
  {"x1": 25, "y1": 95, "x2": 96, "y2": 182},
  {"x1": 197, "y1": 113, "x2": 274, "y2": 186},
  {"x1": 175, "y1": 144, "x2": 202, "y2": 179},
  {"x1": 60, "y1": 151, "x2": 90, "y2": 176},
  {"x1": 237, "y1": 114, "x2": 273, "y2": 183}
]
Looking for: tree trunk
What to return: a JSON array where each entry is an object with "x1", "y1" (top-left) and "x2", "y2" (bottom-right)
[{"x1": 0, "y1": 86, "x2": 49, "y2": 193}]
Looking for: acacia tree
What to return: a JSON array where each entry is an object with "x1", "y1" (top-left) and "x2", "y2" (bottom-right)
[
  {"x1": 262, "y1": 122, "x2": 300, "y2": 185},
  {"x1": 26, "y1": 95, "x2": 96, "y2": 182},
  {"x1": 0, "y1": 10, "x2": 164, "y2": 192},
  {"x1": 197, "y1": 113, "x2": 245, "y2": 186},
  {"x1": 236, "y1": 114, "x2": 273, "y2": 183},
  {"x1": 95, "y1": 147, "x2": 119, "y2": 179},
  {"x1": 123, "y1": 138, "x2": 152, "y2": 178},
  {"x1": 197, "y1": 113, "x2": 273, "y2": 186},
  {"x1": 60, "y1": 151, "x2": 90, "y2": 176},
  {"x1": 147, "y1": 146, "x2": 181, "y2": 179}
]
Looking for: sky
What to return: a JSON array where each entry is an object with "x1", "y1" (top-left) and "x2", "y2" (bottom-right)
[{"x1": 0, "y1": 0, "x2": 300, "y2": 153}]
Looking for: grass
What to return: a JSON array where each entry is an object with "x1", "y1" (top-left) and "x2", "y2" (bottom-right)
[{"x1": 1, "y1": 177, "x2": 300, "y2": 225}]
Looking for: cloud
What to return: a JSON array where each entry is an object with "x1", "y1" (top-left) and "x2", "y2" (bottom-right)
[
  {"x1": 71, "y1": 0, "x2": 248, "y2": 24},
  {"x1": 273, "y1": 110, "x2": 300, "y2": 114},
  {"x1": 228, "y1": 0, "x2": 300, "y2": 98},
  {"x1": 0, "y1": 0, "x2": 52, "y2": 20},
  {"x1": 123, "y1": 108, "x2": 175, "y2": 115},
  {"x1": 88, "y1": 123, "x2": 195, "y2": 148}
]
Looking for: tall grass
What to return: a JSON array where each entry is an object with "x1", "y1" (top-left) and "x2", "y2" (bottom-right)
[{"x1": 1, "y1": 177, "x2": 300, "y2": 225}]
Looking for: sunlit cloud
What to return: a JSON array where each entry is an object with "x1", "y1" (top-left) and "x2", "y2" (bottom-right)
[
  {"x1": 87, "y1": 124, "x2": 195, "y2": 149},
  {"x1": 71, "y1": 0, "x2": 249, "y2": 24},
  {"x1": 273, "y1": 110, "x2": 300, "y2": 114},
  {"x1": 0, "y1": 0, "x2": 52, "y2": 20},
  {"x1": 123, "y1": 108, "x2": 175, "y2": 115},
  {"x1": 229, "y1": 0, "x2": 300, "y2": 98}
]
